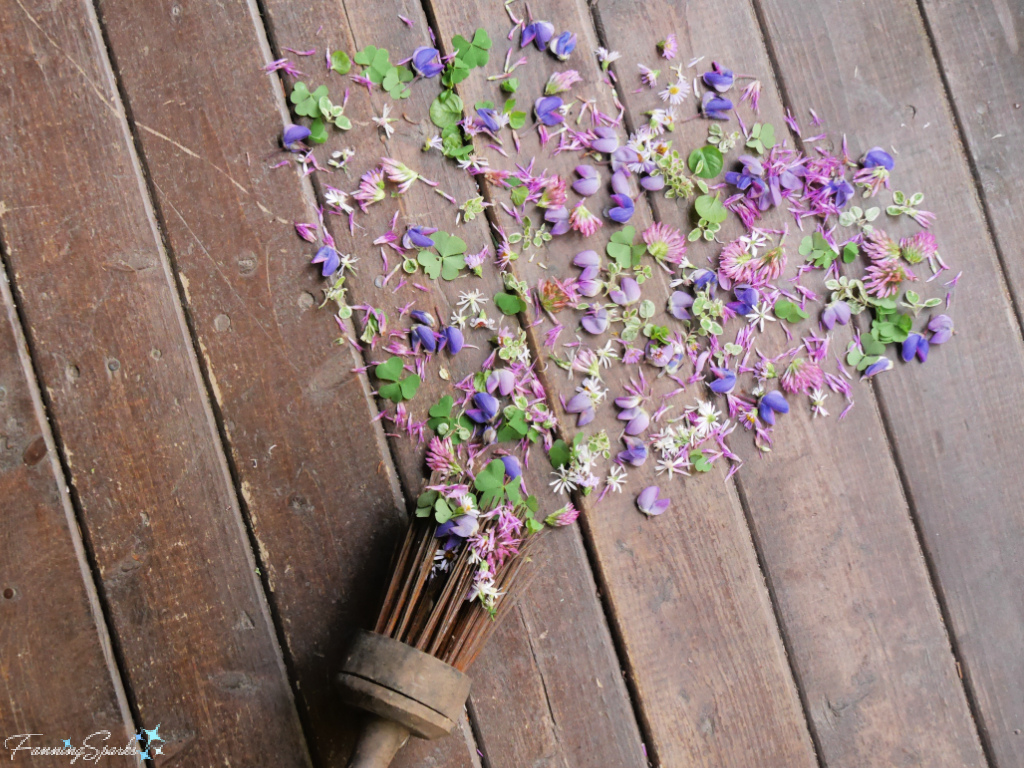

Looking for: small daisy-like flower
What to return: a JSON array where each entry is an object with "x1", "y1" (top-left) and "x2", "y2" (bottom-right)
[
  {"x1": 579, "y1": 376, "x2": 608, "y2": 405},
  {"x1": 694, "y1": 400, "x2": 721, "y2": 438},
  {"x1": 372, "y1": 103, "x2": 396, "y2": 139},
  {"x1": 899, "y1": 231, "x2": 938, "y2": 265},
  {"x1": 605, "y1": 464, "x2": 627, "y2": 493},
  {"x1": 659, "y1": 78, "x2": 690, "y2": 105},
  {"x1": 595, "y1": 340, "x2": 620, "y2": 367},
  {"x1": 423, "y1": 134, "x2": 443, "y2": 152},
  {"x1": 746, "y1": 302, "x2": 775, "y2": 332},
  {"x1": 810, "y1": 388, "x2": 829, "y2": 418},
  {"x1": 865, "y1": 260, "x2": 918, "y2": 298},
  {"x1": 595, "y1": 47, "x2": 621, "y2": 70},
  {"x1": 657, "y1": 34, "x2": 677, "y2": 60},
  {"x1": 324, "y1": 186, "x2": 353, "y2": 214},
  {"x1": 458, "y1": 290, "x2": 487, "y2": 313},
  {"x1": 780, "y1": 357, "x2": 824, "y2": 395},
  {"x1": 862, "y1": 229, "x2": 901, "y2": 262},
  {"x1": 550, "y1": 465, "x2": 578, "y2": 495},
  {"x1": 353, "y1": 166, "x2": 386, "y2": 212},
  {"x1": 449, "y1": 310, "x2": 467, "y2": 329},
  {"x1": 569, "y1": 201, "x2": 603, "y2": 237},
  {"x1": 638, "y1": 64, "x2": 660, "y2": 88},
  {"x1": 643, "y1": 222, "x2": 688, "y2": 267},
  {"x1": 656, "y1": 454, "x2": 691, "y2": 478}
]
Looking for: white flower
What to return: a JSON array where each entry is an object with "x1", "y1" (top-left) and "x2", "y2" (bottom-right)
[
  {"x1": 605, "y1": 464, "x2": 627, "y2": 493},
  {"x1": 810, "y1": 388, "x2": 829, "y2": 418},
  {"x1": 458, "y1": 290, "x2": 487, "y2": 313},
  {"x1": 325, "y1": 187, "x2": 353, "y2": 214},
  {"x1": 450, "y1": 310, "x2": 467, "y2": 329},
  {"x1": 336, "y1": 252, "x2": 358, "y2": 274},
  {"x1": 595, "y1": 47, "x2": 621, "y2": 66},
  {"x1": 372, "y1": 103, "x2": 396, "y2": 139},
  {"x1": 656, "y1": 454, "x2": 691, "y2": 478},
  {"x1": 579, "y1": 376, "x2": 608, "y2": 405},
  {"x1": 595, "y1": 340, "x2": 619, "y2": 367},
  {"x1": 658, "y1": 78, "x2": 691, "y2": 105},
  {"x1": 424, "y1": 135, "x2": 443, "y2": 152},
  {"x1": 651, "y1": 427, "x2": 678, "y2": 456},
  {"x1": 550, "y1": 466, "x2": 578, "y2": 495},
  {"x1": 746, "y1": 302, "x2": 776, "y2": 332},
  {"x1": 694, "y1": 400, "x2": 721, "y2": 438}
]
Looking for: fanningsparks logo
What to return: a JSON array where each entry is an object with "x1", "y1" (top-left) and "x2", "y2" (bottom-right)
[{"x1": 3, "y1": 724, "x2": 165, "y2": 763}]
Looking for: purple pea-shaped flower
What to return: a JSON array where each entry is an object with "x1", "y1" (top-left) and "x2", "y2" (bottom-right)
[
  {"x1": 573, "y1": 165, "x2": 601, "y2": 196},
  {"x1": 928, "y1": 314, "x2": 954, "y2": 344},
  {"x1": 411, "y1": 46, "x2": 443, "y2": 78},
  {"x1": 486, "y1": 368, "x2": 516, "y2": 397},
  {"x1": 410, "y1": 309, "x2": 435, "y2": 327},
  {"x1": 758, "y1": 390, "x2": 789, "y2": 425},
  {"x1": 535, "y1": 96, "x2": 564, "y2": 126},
  {"x1": 617, "y1": 436, "x2": 648, "y2": 466},
  {"x1": 901, "y1": 333, "x2": 929, "y2": 363},
  {"x1": 467, "y1": 391, "x2": 500, "y2": 423},
  {"x1": 590, "y1": 126, "x2": 619, "y2": 154},
  {"x1": 311, "y1": 245, "x2": 340, "y2": 276},
  {"x1": 283, "y1": 124, "x2": 311, "y2": 149},
  {"x1": 549, "y1": 31, "x2": 577, "y2": 61},
  {"x1": 411, "y1": 324, "x2": 437, "y2": 353},
  {"x1": 708, "y1": 367, "x2": 736, "y2": 394},
  {"x1": 581, "y1": 306, "x2": 609, "y2": 334},
  {"x1": 521, "y1": 20, "x2": 554, "y2": 50},
  {"x1": 609, "y1": 277, "x2": 641, "y2": 306},
  {"x1": 637, "y1": 486, "x2": 670, "y2": 516},
  {"x1": 441, "y1": 326, "x2": 464, "y2": 355},
  {"x1": 668, "y1": 290, "x2": 694, "y2": 321},
  {"x1": 574, "y1": 249, "x2": 601, "y2": 268}
]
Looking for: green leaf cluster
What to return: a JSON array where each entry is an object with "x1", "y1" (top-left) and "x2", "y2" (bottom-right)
[
  {"x1": 494, "y1": 291, "x2": 528, "y2": 315},
  {"x1": 354, "y1": 46, "x2": 412, "y2": 98},
  {"x1": 745, "y1": 122, "x2": 776, "y2": 155},
  {"x1": 870, "y1": 298, "x2": 913, "y2": 344},
  {"x1": 689, "y1": 193, "x2": 727, "y2": 241},
  {"x1": 606, "y1": 225, "x2": 648, "y2": 269},
  {"x1": 442, "y1": 29, "x2": 492, "y2": 87},
  {"x1": 773, "y1": 298, "x2": 809, "y2": 323},
  {"x1": 475, "y1": 459, "x2": 521, "y2": 510},
  {"x1": 427, "y1": 396, "x2": 473, "y2": 444},
  {"x1": 375, "y1": 356, "x2": 420, "y2": 403},
  {"x1": 417, "y1": 231, "x2": 467, "y2": 280}
]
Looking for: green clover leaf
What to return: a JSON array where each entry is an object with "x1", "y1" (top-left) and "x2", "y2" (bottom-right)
[
  {"x1": 430, "y1": 90, "x2": 464, "y2": 129},
  {"x1": 494, "y1": 291, "x2": 528, "y2": 315},
  {"x1": 290, "y1": 82, "x2": 328, "y2": 118},
  {"x1": 375, "y1": 356, "x2": 405, "y2": 381},
  {"x1": 331, "y1": 50, "x2": 351, "y2": 75},
  {"x1": 687, "y1": 145, "x2": 724, "y2": 178},
  {"x1": 694, "y1": 193, "x2": 728, "y2": 225},
  {"x1": 548, "y1": 439, "x2": 571, "y2": 468}
]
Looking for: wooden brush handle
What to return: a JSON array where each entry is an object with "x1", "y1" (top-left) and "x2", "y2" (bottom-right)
[{"x1": 347, "y1": 716, "x2": 410, "y2": 768}]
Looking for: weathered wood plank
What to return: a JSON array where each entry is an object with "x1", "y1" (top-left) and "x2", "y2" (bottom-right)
[
  {"x1": 424, "y1": 0, "x2": 819, "y2": 765},
  {"x1": 0, "y1": 1, "x2": 310, "y2": 764},
  {"x1": 0, "y1": 261, "x2": 134, "y2": 762},
  {"x1": 753, "y1": 0, "x2": 1024, "y2": 764},
  {"x1": 94, "y1": 0, "x2": 640, "y2": 764},
  {"x1": 591, "y1": 0, "x2": 987, "y2": 765}
]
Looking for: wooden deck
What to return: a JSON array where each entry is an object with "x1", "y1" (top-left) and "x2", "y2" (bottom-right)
[{"x1": 1, "y1": 0, "x2": 1021, "y2": 766}]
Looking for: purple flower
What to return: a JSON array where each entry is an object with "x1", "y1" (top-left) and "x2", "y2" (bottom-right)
[
  {"x1": 590, "y1": 126, "x2": 619, "y2": 154},
  {"x1": 862, "y1": 357, "x2": 893, "y2": 378},
  {"x1": 500, "y1": 455, "x2": 522, "y2": 479},
  {"x1": 610, "y1": 170, "x2": 631, "y2": 196},
  {"x1": 544, "y1": 205, "x2": 571, "y2": 236},
  {"x1": 283, "y1": 124, "x2": 311, "y2": 149},
  {"x1": 564, "y1": 392, "x2": 593, "y2": 413},
  {"x1": 624, "y1": 409, "x2": 650, "y2": 435},
  {"x1": 521, "y1": 20, "x2": 554, "y2": 50},
  {"x1": 640, "y1": 175, "x2": 665, "y2": 191},
  {"x1": 573, "y1": 249, "x2": 601, "y2": 268},
  {"x1": 610, "y1": 145, "x2": 640, "y2": 173},
  {"x1": 821, "y1": 301, "x2": 851, "y2": 330},
  {"x1": 311, "y1": 245, "x2": 339, "y2": 276},
  {"x1": 573, "y1": 165, "x2": 601, "y2": 196},
  {"x1": 702, "y1": 62, "x2": 734, "y2": 92},
  {"x1": 411, "y1": 324, "x2": 437, "y2": 353},
  {"x1": 827, "y1": 178, "x2": 855, "y2": 209},
  {"x1": 410, "y1": 309, "x2": 435, "y2": 327},
  {"x1": 692, "y1": 269, "x2": 718, "y2": 294},
  {"x1": 701, "y1": 91, "x2": 733, "y2": 120},
  {"x1": 581, "y1": 306, "x2": 609, "y2": 334},
  {"x1": 403, "y1": 226, "x2": 438, "y2": 249},
  {"x1": 606, "y1": 194, "x2": 635, "y2": 223},
  {"x1": 645, "y1": 342, "x2": 673, "y2": 367},
  {"x1": 486, "y1": 369, "x2": 515, "y2": 397},
  {"x1": 441, "y1": 326, "x2": 464, "y2": 355},
  {"x1": 863, "y1": 146, "x2": 894, "y2": 171},
  {"x1": 535, "y1": 96, "x2": 564, "y2": 126},
  {"x1": 668, "y1": 291, "x2": 694, "y2": 320},
  {"x1": 609, "y1": 277, "x2": 641, "y2": 306},
  {"x1": 577, "y1": 265, "x2": 603, "y2": 297},
  {"x1": 901, "y1": 332, "x2": 929, "y2": 363},
  {"x1": 477, "y1": 107, "x2": 501, "y2": 132},
  {"x1": 728, "y1": 285, "x2": 759, "y2": 316},
  {"x1": 758, "y1": 390, "x2": 789, "y2": 425},
  {"x1": 412, "y1": 46, "x2": 443, "y2": 78},
  {"x1": 708, "y1": 367, "x2": 737, "y2": 394},
  {"x1": 637, "y1": 486, "x2": 670, "y2": 516},
  {"x1": 928, "y1": 314, "x2": 954, "y2": 344},
  {"x1": 549, "y1": 31, "x2": 577, "y2": 61},
  {"x1": 617, "y1": 436, "x2": 648, "y2": 466},
  {"x1": 467, "y1": 392, "x2": 500, "y2": 423},
  {"x1": 615, "y1": 395, "x2": 640, "y2": 409}
]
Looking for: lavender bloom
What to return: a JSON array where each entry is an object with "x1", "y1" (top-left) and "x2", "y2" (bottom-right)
[
  {"x1": 862, "y1": 356, "x2": 893, "y2": 378},
  {"x1": 486, "y1": 368, "x2": 515, "y2": 397},
  {"x1": 477, "y1": 107, "x2": 501, "y2": 132},
  {"x1": 640, "y1": 175, "x2": 665, "y2": 191},
  {"x1": 615, "y1": 395, "x2": 641, "y2": 409},
  {"x1": 500, "y1": 455, "x2": 522, "y2": 479},
  {"x1": 441, "y1": 326, "x2": 464, "y2": 354},
  {"x1": 606, "y1": 194, "x2": 635, "y2": 223},
  {"x1": 549, "y1": 31, "x2": 577, "y2": 61},
  {"x1": 617, "y1": 436, "x2": 648, "y2": 466},
  {"x1": 283, "y1": 124, "x2": 311, "y2": 149},
  {"x1": 611, "y1": 170, "x2": 631, "y2": 196},
  {"x1": 577, "y1": 266, "x2": 603, "y2": 297},
  {"x1": 467, "y1": 392, "x2": 500, "y2": 423},
  {"x1": 862, "y1": 146, "x2": 895, "y2": 171},
  {"x1": 724, "y1": 155, "x2": 766, "y2": 192},
  {"x1": 410, "y1": 309, "x2": 435, "y2": 327},
  {"x1": 928, "y1": 314, "x2": 954, "y2": 344},
  {"x1": 609, "y1": 277, "x2": 641, "y2": 305},
  {"x1": 646, "y1": 342, "x2": 673, "y2": 367},
  {"x1": 692, "y1": 269, "x2": 718, "y2": 294},
  {"x1": 581, "y1": 306, "x2": 609, "y2": 334},
  {"x1": 573, "y1": 165, "x2": 601, "y2": 196},
  {"x1": 827, "y1": 178, "x2": 855, "y2": 209},
  {"x1": 564, "y1": 392, "x2": 593, "y2": 413},
  {"x1": 624, "y1": 409, "x2": 650, "y2": 435},
  {"x1": 668, "y1": 290, "x2": 694, "y2": 320},
  {"x1": 573, "y1": 249, "x2": 601, "y2": 268},
  {"x1": 590, "y1": 126, "x2": 619, "y2": 154},
  {"x1": 412, "y1": 46, "x2": 443, "y2": 78},
  {"x1": 821, "y1": 301, "x2": 851, "y2": 330},
  {"x1": 411, "y1": 324, "x2": 437, "y2": 353},
  {"x1": 535, "y1": 96, "x2": 564, "y2": 126},
  {"x1": 311, "y1": 245, "x2": 339, "y2": 276},
  {"x1": 637, "y1": 486, "x2": 670, "y2": 516},
  {"x1": 901, "y1": 333, "x2": 929, "y2": 363},
  {"x1": 728, "y1": 285, "x2": 759, "y2": 316},
  {"x1": 702, "y1": 62, "x2": 735, "y2": 92},
  {"x1": 708, "y1": 367, "x2": 737, "y2": 394},
  {"x1": 758, "y1": 390, "x2": 789, "y2": 425},
  {"x1": 403, "y1": 226, "x2": 438, "y2": 249},
  {"x1": 544, "y1": 205, "x2": 570, "y2": 235},
  {"x1": 521, "y1": 20, "x2": 555, "y2": 50},
  {"x1": 702, "y1": 91, "x2": 733, "y2": 120},
  {"x1": 610, "y1": 145, "x2": 640, "y2": 173}
]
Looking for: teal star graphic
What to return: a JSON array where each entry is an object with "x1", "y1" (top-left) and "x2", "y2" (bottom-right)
[
  {"x1": 140, "y1": 750, "x2": 150, "y2": 760},
  {"x1": 144, "y1": 724, "x2": 164, "y2": 744},
  {"x1": 63, "y1": 739, "x2": 72, "y2": 748}
]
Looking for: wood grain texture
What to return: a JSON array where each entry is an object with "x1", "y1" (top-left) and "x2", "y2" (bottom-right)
[
  {"x1": 753, "y1": 0, "x2": 1024, "y2": 764},
  {"x1": 424, "y1": 1, "x2": 819, "y2": 765},
  {"x1": 0, "y1": 0, "x2": 310, "y2": 764},
  {"x1": 591, "y1": 0, "x2": 986, "y2": 765},
  {"x1": 0, "y1": 262, "x2": 134, "y2": 762}
]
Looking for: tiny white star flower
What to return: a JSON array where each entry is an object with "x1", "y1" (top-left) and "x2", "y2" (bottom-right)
[
  {"x1": 810, "y1": 388, "x2": 829, "y2": 418},
  {"x1": 550, "y1": 465, "x2": 578, "y2": 495},
  {"x1": 595, "y1": 340, "x2": 620, "y2": 367},
  {"x1": 450, "y1": 310, "x2": 467, "y2": 329},
  {"x1": 336, "y1": 252, "x2": 358, "y2": 274},
  {"x1": 457, "y1": 290, "x2": 487, "y2": 313},
  {"x1": 605, "y1": 464, "x2": 627, "y2": 493},
  {"x1": 372, "y1": 103, "x2": 396, "y2": 139},
  {"x1": 579, "y1": 376, "x2": 608, "y2": 405},
  {"x1": 656, "y1": 454, "x2": 690, "y2": 478},
  {"x1": 746, "y1": 302, "x2": 776, "y2": 332},
  {"x1": 595, "y1": 47, "x2": 622, "y2": 66},
  {"x1": 424, "y1": 135, "x2": 443, "y2": 152}
]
